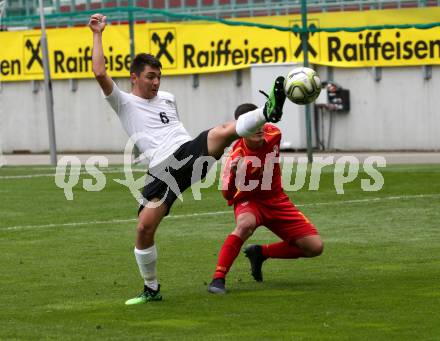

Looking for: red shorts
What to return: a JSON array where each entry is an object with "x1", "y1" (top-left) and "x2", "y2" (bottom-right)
[{"x1": 233, "y1": 193, "x2": 318, "y2": 243}]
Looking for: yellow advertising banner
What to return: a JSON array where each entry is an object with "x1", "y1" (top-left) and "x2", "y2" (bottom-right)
[{"x1": 1, "y1": 7, "x2": 439, "y2": 81}]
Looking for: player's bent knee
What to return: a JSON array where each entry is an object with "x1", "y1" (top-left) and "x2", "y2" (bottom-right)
[
  {"x1": 304, "y1": 241, "x2": 324, "y2": 257},
  {"x1": 296, "y1": 235, "x2": 324, "y2": 257},
  {"x1": 136, "y1": 222, "x2": 155, "y2": 238},
  {"x1": 233, "y1": 224, "x2": 254, "y2": 240}
]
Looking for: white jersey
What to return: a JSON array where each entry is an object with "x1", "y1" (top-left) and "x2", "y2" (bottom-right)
[{"x1": 105, "y1": 82, "x2": 192, "y2": 167}]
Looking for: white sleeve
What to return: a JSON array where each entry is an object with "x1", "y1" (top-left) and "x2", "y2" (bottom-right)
[
  {"x1": 104, "y1": 81, "x2": 129, "y2": 116},
  {"x1": 174, "y1": 95, "x2": 181, "y2": 120}
]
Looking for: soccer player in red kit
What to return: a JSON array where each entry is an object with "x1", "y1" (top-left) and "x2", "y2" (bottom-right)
[{"x1": 208, "y1": 103, "x2": 324, "y2": 294}]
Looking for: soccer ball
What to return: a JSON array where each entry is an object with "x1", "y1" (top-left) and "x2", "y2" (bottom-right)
[{"x1": 284, "y1": 67, "x2": 322, "y2": 105}]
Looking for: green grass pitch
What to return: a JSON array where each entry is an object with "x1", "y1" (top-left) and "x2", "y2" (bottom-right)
[{"x1": 1, "y1": 163, "x2": 439, "y2": 340}]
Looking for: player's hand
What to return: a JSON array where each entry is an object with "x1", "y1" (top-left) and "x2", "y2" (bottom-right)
[{"x1": 89, "y1": 14, "x2": 107, "y2": 33}]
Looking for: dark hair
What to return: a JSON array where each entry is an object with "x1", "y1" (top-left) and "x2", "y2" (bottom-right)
[
  {"x1": 130, "y1": 53, "x2": 162, "y2": 76},
  {"x1": 234, "y1": 103, "x2": 258, "y2": 120}
]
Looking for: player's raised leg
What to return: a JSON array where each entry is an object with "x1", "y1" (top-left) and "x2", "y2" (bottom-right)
[
  {"x1": 206, "y1": 76, "x2": 286, "y2": 159},
  {"x1": 262, "y1": 75, "x2": 287, "y2": 123}
]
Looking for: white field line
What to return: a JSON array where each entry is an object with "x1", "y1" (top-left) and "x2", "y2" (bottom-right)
[
  {"x1": 1, "y1": 193, "x2": 439, "y2": 232},
  {"x1": 0, "y1": 169, "x2": 145, "y2": 179},
  {"x1": 3, "y1": 163, "x2": 440, "y2": 180}
]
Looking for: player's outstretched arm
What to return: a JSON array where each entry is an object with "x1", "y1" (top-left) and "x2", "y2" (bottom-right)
[{"x1": 89, "y1": 14, "x2": 113, "y2": 96}]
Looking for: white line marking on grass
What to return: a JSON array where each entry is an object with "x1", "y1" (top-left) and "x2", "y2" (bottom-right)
[
  {"x1": 0, "y1": 211, "x2": 232, "y2": 231},
  {"x1": 2, "y1": 218, "x2": 138, "y2": 231},
  {"x1": 1, "y1": 194, "x2": 439, "y2": 232},
  {"x1": 0, "y1": 169, "x2": 144, "y2": 179},
  {"x1": 0, "y1": 173, "x2": 57, "y2": 179},
  {"x1": 295, "y1": 193, "x2": 440, "y2": 206}
]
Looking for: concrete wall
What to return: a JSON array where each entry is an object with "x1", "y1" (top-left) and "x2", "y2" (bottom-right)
[
  {"x1": 316, "y1": 66, "x2": 440, "y2": 150},
  {"x1": 0, "y1": 65, "x2": 439, "y2": 153},
  {"x1": 0, "y1": 73, "x2": 251, "y2": 153},
  {"x1": 0, "y1": 79, "x2": 129, "y2": 153}
]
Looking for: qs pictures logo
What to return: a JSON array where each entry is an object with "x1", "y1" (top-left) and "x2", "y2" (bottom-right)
[
  {"x1": 23, "y1": 35, "x2": 43, "y2": 75},
  {"x1": 149, "y1": 29, "x2": 177, "y2": 69}
]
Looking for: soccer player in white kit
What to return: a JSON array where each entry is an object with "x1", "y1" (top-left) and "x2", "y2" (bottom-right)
[{"x1": 89, "y1": 13, "x2": 287, "y2": 305}]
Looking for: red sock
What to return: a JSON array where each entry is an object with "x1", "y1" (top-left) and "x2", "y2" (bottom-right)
[
  {"x1": 213, "y1": 234, "x2": 244, "y2": 279},
  {"x1": 261, "y1": 241, "x2": 304, "y2": 259}
]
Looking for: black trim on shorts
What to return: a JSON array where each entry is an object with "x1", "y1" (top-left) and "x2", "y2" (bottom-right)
[{"x1": 138, "y1": 129, "x2": 212, "y2": 216}]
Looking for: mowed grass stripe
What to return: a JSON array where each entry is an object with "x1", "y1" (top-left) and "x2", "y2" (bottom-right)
[
  {"x1": 0, "y1": 165, "x2": 439, "y2": 340},
  {"x1": 2, "y1": 193, "x2": 439, "y2": 231}
]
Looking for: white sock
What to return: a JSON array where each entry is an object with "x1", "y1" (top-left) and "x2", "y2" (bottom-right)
[
  {"x1": 134, "y1": 245, "x2": 158, "y2": 290},
  {"x1": 235, "y1": 107, "x2": 266, "y2": 137}
]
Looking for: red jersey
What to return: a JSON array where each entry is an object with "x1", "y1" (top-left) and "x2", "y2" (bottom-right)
[{"x1": 222, "y1": 124, "x2": 284, "y2": 206}]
